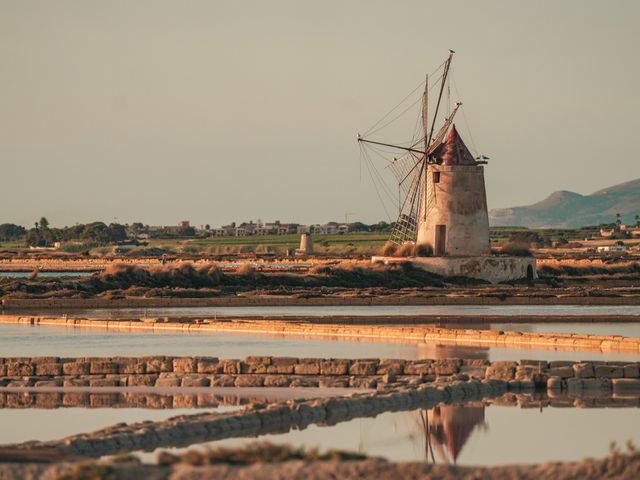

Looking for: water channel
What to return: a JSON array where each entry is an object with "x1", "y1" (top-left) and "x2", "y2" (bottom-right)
[{"x1": 1, "y1": 324, "x2": 638, "y2": 362}]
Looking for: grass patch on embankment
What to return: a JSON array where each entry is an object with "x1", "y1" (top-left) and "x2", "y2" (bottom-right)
[{"x1": 144, "y1": 233, "x2": 389, "y2": 256}]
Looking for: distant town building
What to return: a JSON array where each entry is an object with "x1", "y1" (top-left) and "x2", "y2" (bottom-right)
[{"x1": 207, "y1": 221, "x2": 351, "y2": 237}]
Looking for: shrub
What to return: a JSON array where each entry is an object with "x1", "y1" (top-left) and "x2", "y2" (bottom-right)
[
  {"x1": 380, "y1": 241, "x2": 397, "y2": 256},
  {"x1": 501, "y1": 242, "x2": 533, "y2": 257}
]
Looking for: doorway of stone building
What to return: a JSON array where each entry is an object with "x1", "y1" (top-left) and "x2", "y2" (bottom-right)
[{"x1": 435, "y1": 225, "x2": 446, "y2": 255}]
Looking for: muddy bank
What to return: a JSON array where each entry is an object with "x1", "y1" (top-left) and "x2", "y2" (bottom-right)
[
  {"x1": 4, "y1": 261, "x2": 640, "y2": 307},
  {"x1": 4, "y1": 450, "x2": 640, "y2": 480},
  {"x1": 5, "y1": 293, "x2": 640, "y2": 308}
]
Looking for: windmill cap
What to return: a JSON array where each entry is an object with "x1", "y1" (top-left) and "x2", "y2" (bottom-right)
[{"x1": 434, "y1": 124, "x2": 477, "y2": 166}]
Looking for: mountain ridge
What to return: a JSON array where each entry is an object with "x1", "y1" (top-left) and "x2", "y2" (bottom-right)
[{"x1": 489, "y1": 178, "x2": 640, "y2": 228}]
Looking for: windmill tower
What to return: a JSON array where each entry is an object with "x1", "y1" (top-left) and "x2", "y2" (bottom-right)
[
  {"x1": 360, "y1": 51, "x2": 536, "y2": 282},
  {"x1": 416, "y1": 125, "x2": 490, "y2": 256}
]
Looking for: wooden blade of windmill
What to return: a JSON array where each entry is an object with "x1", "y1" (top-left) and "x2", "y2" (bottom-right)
[{"x1": 389, "y1": 159, "x2": 424, "y2": 245}]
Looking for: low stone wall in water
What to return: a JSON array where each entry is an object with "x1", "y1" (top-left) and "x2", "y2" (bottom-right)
[{"x1": 1, "y1": 356, "x2": 639, "y2": 394}]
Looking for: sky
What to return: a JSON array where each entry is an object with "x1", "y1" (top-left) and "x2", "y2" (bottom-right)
[{"x1": 1, "y1": 0, "x2": 639, "y2": 228}]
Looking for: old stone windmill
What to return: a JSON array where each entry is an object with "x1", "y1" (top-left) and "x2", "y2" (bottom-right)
[{"x1": 358, "y1": 51, "x2": 535, "y2": 282}]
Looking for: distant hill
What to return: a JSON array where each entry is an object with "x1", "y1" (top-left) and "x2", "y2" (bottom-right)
[{"x1": 489, "y1": 178, "x2": 640, "y2": 228}]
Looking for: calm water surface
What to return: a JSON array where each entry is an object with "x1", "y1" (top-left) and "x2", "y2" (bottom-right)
[
  {"x1": 153, "y1": 403, "x2": 640, "y2": 465},
  {"x1": 1, "y1": 324, "x2": 638, "y2": 362},
  {"x1": 21, "y1": 304, "x2": 640, "y2": 318}
]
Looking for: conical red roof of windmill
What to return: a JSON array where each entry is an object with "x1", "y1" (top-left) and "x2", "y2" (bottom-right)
[{"x1": 433, "y1": 124, "x2": 476, "y2": 166}]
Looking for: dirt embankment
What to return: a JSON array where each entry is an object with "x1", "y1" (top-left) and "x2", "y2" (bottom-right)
[{"x1": 3, "y1": 259, "x2": 640, "y2": 307}]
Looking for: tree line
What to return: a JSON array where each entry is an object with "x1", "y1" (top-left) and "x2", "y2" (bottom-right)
[{"x1": 0, "y1": 217, "x2": 127, "y2": 246}]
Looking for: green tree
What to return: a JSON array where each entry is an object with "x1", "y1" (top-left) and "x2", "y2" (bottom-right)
[
  {"x1": 39, "y1": 217, "x2": 50, "y2": 229},
  {"x1": 0, "y1": 224, "x2": 26, "y2": 241}
]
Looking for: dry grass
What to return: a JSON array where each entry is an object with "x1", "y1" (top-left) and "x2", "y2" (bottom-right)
[{"x1": 156, "y1": 442, "x2": 367, "y2": 466}]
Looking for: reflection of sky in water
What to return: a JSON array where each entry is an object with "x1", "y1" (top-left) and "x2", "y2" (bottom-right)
[
  {"x1": 155, "y1": 404, "x2": 640, "y2": 466},
  {"x1": 2, "y1": 324, "x2": 639, "y2": 362},
  {"x1": 0, "y1": 407, "x2": 233, "y2": 444},
  {"x1": 2, "y1": 398, "x2": 638, "y2": 465},
  {"x1": 16, "y1": 304, "x2": 640, "y2": 318}
]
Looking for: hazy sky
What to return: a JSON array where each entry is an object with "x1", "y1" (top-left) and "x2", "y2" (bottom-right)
[{"x1": 1, "y1": 1, "x2": 639, "y2": 228}]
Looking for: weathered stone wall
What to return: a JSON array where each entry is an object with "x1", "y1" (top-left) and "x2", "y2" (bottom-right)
[
  {"x1": 2, "y1": 315, "x2": 638, "y2": 353},
  {"x1": 373, "y1": 255, "x2": 537, "y2": 283},
  {"x1": 1, "y1": 356, "x2": 639, "y2": 394}
]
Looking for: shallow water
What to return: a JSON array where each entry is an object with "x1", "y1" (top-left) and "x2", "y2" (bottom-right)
[
  {"x1": 1, "y1": 324, "x2": 638, "y2": 362},
  {"x1": 20, "y1": 304, "x2": 640, "y2": 318},
  {"x1": 0, "y1": 406, "x2": 233, "y2": 444},
  {"x1": 156, "y1": 403, "x2": 640, "y2": 466}
]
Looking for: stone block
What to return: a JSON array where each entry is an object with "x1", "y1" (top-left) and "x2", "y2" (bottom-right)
[
  {"x1": 31, "y1": 356, "x2": 60, "y2": 364},
  {"x1": 221, "y1": 360, "x2": 242, "y2": 375},
  {"x1": 293, "y1": 362, "x2": 320, "y2": 375},
  {"x1": 290, "y1": 377, "x2": 320, "y2": 387},
  {"x1": 433, "y1": 359, "x2": 460, "y2": 376},
  {"x1": 210, "y1": 375, "x2": 236, "y2": 387},
  {"x1": 623, "y1": 364, "x2": 640, "y2": 378},
  {"x1": 520, "y1": 360, "x2": 548, "y2": 368},
  {"x1": 118, "y1": 360, "x2": 146, "y2": 375},
  {"x1": 35, "y1": 363, "x2": 62, "y2": 376},
  {"x1": 181, "y1": 376, "x2": 210, "y2": 387},
  {"x1": 595, "y1": 365, "x2": 624, "y2": 378},
  {"x1": 90, "y1": 361, "x2": 118, "y2": 375},
  {"x1": 267, "y1": 360, "x2": 296, "y2": 374},
  {"x1": 145, "y1": 356, "x2": 173, "y2": 374},
  {"x1": 63, "y1": 362, "x2": 90, "y2": 375},
  {"x1": 573, "y1": 362, "x2": 594, "y2": 378},
  {"x1": 612, "y1": 379, "x2": 640, "y2": 393},
  {"x1": 7, "y1": 362, "x2": 34, "y2": 377},
  {"x1": 128, "y1": 375, "x2": 158, "y2": 386},
  {"x1": 320, "y1": 359, "x2": 351, "y2": 376},
  {"x1": 549, "y1": 361, "x2": 574, "y2": 368},
  {"x1": 547, "y1": 366, "x2": 574, "y2": 379},
  {"x1": 403, "y1": 361, "x2": 431, "y2": 375},
  {"x1": 173, "y1": 357, "x2": 197, "y2": 374},
  {"x1": 196, "y1": 358, "x2": 221, "y2": 374},
  {"x1": 90, "y1": 378, "x2": 120, "y2": 387},
  {"x1": 155, "y1": 377, "x2": 181, "y2": 387},
  {"x1": 245, "y1": 356, "x2": 272, "y2": 365},
  {"x1": 272, "y1": 357, "x2": 298, "y2": 367},
  {"x1": 319, "y1": 376, "x2": 349, "y2": 388},
  {"x1": 349, "y1": 376, "x2": 377, "y2": 389},
  {"x1": 235, "y1": 375, "x2": 265, "y2": 387},
  {"x1": 34, "y1": 380, "x2": 62, "y2": 388},
  {"x1": 263, "y1": 375, "x2": 292, "y2": 387},
  {"x1": 349, "y1": 360, "x2": 379, "y2": 376},
  {"x1": 463, "y1": 359, "x2": 490, "y2": 367},
  {"x1": 581, "y1": 378, "x2": 610, "y2": 391},
  {"x1": 64, "y1": 378, "x2": 89, "y2": 387},
  {"x1": 377, "y1": 360, "x2": 405, "y2": 376},
  {"x1": 486, "y1": 363, "x2": 516, "y2": 381}
]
